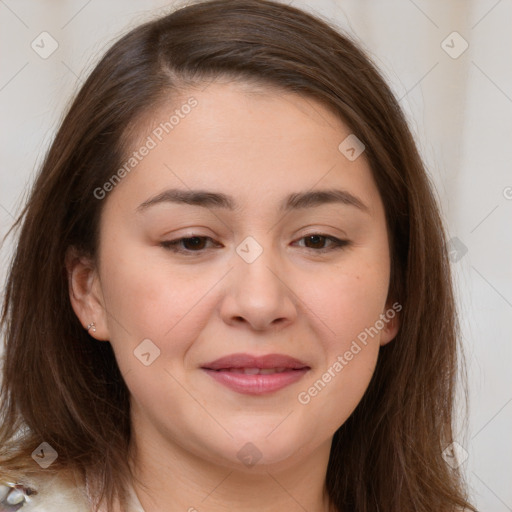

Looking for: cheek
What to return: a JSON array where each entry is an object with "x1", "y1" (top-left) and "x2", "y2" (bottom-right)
[
  {"x1": 295, "y1": 254, "x2": 390, "y2": 424},
  {"x1": 100, "y1": 234, "x2": 190, "y2": 328},
  {"x1": 294, "y1": 266, "x2": 387, "y2": 428},
  {"x1": 303, "y1": 257, "x2": 390, "y2": 348},
  {"x1": 97, "y1": 242, "x2": 195, "y2": 366}
]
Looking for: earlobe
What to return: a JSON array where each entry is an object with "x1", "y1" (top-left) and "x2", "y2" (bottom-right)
[
  {"x1": 379, "y1": 301, "x2": 401, "y2": 346},
  {"x1": 65, "y1": 246, "x2": 109, "y2": 341}
]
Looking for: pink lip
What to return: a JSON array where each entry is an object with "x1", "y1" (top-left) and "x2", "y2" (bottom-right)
[{"x1": 201, "y1": 353, "x2": 310, "y2": 395}]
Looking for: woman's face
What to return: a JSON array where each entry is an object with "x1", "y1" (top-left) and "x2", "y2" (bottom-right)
[{"x1": 72, "y1": 80, "x2": 399, "y2": 472}]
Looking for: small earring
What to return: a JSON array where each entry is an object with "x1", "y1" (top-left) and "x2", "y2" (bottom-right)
[{"x1": 86, "y1": 322, "x2": 96, "y2": 333}]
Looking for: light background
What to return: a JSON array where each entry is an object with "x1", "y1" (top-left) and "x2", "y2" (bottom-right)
[{"x1": 0, "y1": 1, "x2": 511, "y2": 510}]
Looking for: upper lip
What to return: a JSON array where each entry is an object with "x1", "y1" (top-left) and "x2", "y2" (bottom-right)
[{"x1": 201, "y1": 353, "x2": 310, "y2": 371}]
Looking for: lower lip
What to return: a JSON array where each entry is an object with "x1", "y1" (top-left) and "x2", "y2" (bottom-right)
[{"x1": 202, "y1": 368, "x2": 309, "y2": 395}]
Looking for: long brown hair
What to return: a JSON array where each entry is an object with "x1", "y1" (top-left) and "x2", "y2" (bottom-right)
[{"x1": 0, "y1": 1, "x2": 477, "y2": 510}]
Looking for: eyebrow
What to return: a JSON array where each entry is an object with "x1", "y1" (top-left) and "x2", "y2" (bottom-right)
[{"x1": 136, "y1": 188, "x2": 370, "y2": 214}]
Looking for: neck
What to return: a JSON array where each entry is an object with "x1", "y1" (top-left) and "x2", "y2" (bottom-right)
[{"x1": 128, "y1": 426, "x2": 335, "y2": 512}]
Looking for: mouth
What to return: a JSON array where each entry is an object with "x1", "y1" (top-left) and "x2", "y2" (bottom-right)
[
  {"x1": 209, "y1": 367, "x2": 301, "y2": 374},
  {"x1": 201, "y1": 353, "x2": 310, "y2": 395}
]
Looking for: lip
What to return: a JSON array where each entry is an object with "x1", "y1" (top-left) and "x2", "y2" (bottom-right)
[{"x1": 201, "y1": 353, "x2": 310, "y2": 395}]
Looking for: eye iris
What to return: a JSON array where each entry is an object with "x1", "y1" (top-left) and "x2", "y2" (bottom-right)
[
  {"x1": 183, "y1": 237, "x2": 207, "y2": 250},
  {"x1": 305, "y1": 235, "x2": 326, "y2": 249}
]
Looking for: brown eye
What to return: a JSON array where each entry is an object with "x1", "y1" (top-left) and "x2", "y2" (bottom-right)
[
  {"x1": 295, "y1": 234, "x2": 349, "y2": 252},
  {"x1": 303, "y1": 235, "x2": 328, "y2": 249},
  {"x1": 180, "y1": 237, "x2": 208, "y2": 250},
  {"x1": 160, "y1": 236, "x2": 218, "y2": 254}
]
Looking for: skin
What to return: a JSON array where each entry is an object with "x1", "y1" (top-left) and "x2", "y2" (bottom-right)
[{"x1": 67, "y1": 79, "x2": 399, "y2": 512}]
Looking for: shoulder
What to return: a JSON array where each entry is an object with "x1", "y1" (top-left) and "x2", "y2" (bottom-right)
[{"x1": 0, "y1": 470, "x2": 90, "y2": 512}]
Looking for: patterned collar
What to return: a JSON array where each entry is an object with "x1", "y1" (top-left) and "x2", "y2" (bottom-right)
[{"x1": 0, "y1": 475, "x2": 145, "y2": 512}]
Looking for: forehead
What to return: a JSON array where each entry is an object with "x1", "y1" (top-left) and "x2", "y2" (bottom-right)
[{"x1": 105, "y1": 81, "x2": 382, "y2": 218}]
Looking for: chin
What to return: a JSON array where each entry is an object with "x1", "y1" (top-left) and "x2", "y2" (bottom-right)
[{"x1": 218, "y1": 430, "x2": 310, "y2": 472}]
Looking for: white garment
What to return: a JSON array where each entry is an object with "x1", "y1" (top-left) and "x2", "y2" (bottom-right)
[{"x1": 0, "y1": 471, "x2": 145, "y2": 512}]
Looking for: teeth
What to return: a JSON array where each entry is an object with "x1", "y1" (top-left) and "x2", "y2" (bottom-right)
[
  {"x1": 226, "y1": 367, "x2": 290, "y2": 375},
  {"x1": 255, "y1": 368, "x2": 277, "y2": 375},
  {"x1": 243, "y1": 368, "x2": 260, "y2": 375}
]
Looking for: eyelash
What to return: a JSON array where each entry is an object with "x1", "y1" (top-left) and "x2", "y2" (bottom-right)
[{"x1": 159, "y1": 234, "x2": 350, "y2": 255}]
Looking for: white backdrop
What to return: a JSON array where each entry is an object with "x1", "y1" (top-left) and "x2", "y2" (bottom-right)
[{"x1": 1, "y1": 1, "x2": 511, "y2": 510}]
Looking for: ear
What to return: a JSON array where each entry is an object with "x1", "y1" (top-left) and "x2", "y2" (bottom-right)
[
  {"x1": 379, "y1": 300, "x2": 401, "y2": 346},
  {"x1": 65, "y1": 246, "x2": 110, "y2": 341}
]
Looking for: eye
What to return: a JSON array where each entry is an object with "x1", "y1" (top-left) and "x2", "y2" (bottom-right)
[
  {"x1": 159, "y1": 234, "x2": 350, "y2": 255},
  {"x1": 160, "y1": 236, "x2": 219, "y2": 254},
  {"x1": 293, "y1": 234, "x2": 349, "y2": 252}
]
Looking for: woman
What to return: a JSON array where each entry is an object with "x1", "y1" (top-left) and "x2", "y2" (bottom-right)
[{"x1": 0, "y1": 0, "x2": 478, "y2": 510}]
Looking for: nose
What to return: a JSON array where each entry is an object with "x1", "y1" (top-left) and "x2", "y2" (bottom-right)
[{"x1": 219, "y1": 241, "x2": 298, "y2": 332}]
